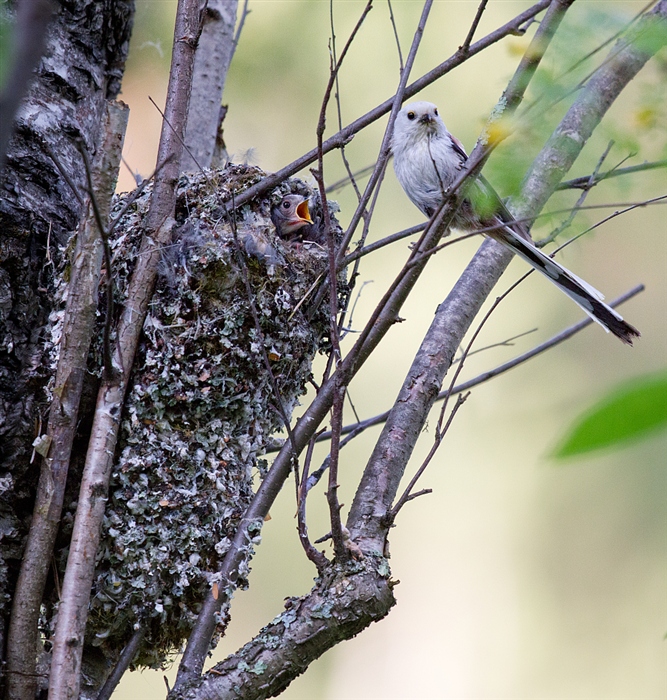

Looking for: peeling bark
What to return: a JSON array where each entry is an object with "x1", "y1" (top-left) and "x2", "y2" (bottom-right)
[
  {"x1": 171, "y1": 557, "x2": 396, "y2": 700},
  {"x1": 0, "y1": 0, "x2": 134, "y2": 660}
]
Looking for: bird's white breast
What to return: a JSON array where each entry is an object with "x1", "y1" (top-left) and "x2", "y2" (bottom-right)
[{"x1": 393, "y1": 130, "x2": 463, "y2": 217}]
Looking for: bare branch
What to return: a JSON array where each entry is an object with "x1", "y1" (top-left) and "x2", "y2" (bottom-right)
[
  {"x1": 460, "y1": 0, "x2": 490, "y2": 54},
  {"x1": 230, "y1": 0, "x2": 250, "y2": 63},
  {"x1": 6, "y1": 101, "x2": 128, "y2": 700},
  {"x1": 315, "y1": 284, "x2": 643, "y2": 445},
  {"x1": 297, "y1": 437, "x2": 329, "y2": 573},
  {"x1": 390, "y1": 393, "x2": 469, "y2": 521},
  {"x1": 48, "y1": 0, "x2": 205, "y2": 696},
  {"x1": 387, "y1": 0, "x2": 404, "y2": 72},
  {"x1": 182, "y1": 0, "x2": 239, "y2": 171},
  {"x1": 224, "y1": 0, "x2": 552, "y2": 211},
  {"x1": 540, "y1": 140, "x2": 614, "y2": 245},
  {"x1": 95, "y1": 629, "x2": 145, "y2": 700},
  {"x1": 313, "y1": 1, "x2": 374, "y2": 557},
  {"x1": 557, "y1": 158, "x2": 667, "y2": 190}
]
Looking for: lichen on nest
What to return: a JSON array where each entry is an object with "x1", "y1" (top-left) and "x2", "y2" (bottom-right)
[{"x1": 64, "y1": 165, "x2": 345, "y2": 667}]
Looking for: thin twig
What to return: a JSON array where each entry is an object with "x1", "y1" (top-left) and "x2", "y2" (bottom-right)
[
  {"x1": 313, "y1": 0, "x2": 374, "y2": 558},
  {"x1": 330, "y1": 0, "x2": 366, "y2": 207},
  {"x1": 540, "y1": 139, "x2": 614, "y2": 246},
  {"x1": 325, "y1": 163, "x2": 375, "y2": 194},
  {"x1": 305, "y1": 423, "x2": 368, "y2": 495},
  {"x1": 297, "y1": 436, "x2": 329, "y2": 573},
  {"x1": 557, "y1": 159, "x2": 667, "y2": 190},
  {"x1": 327, "y1": 382, "x2": 347, "y2": 559},
  {"x1": 230, "y1": 0, "x2": 250, "y2": 63},
  {"x1": 537, "y1": 193, "x2": 667, "y2": 248},
  {"x1": 389, "y1": 392, "x2": 469, "y2": 521},
  {"x1": 451, "y1": 327, "x2": 538, "y2": 363},
  {"x1": 460, "y1": 0, "x2": 490, "y2": 53},
  {"x1": 149, "y1": 95, "x2": 209, "y2": 179},
  {"x1": 107, "y1": 156, "x2": 174, "y2": 237},
  {"x1": 223, "y1": 0, "x2": 552, "y2": 212},
  {"x1": 387, "y1": 0, "x2": 404, "y2": 72},
  {"x1": 95, "y1": 629, "x2": 145, "y2": 700},
  {"x1": 228, "y1": 199, "x2": 300, "y2": 472},
  {"x1": 309, "y1": 0, "x2": 436, "y2": 316},
  {"x1": 342, "y1": 223, "x2": 425, "y2": 265},
  {"x1": 315, "y1": 285, "x2": 644, "y2": 445}
]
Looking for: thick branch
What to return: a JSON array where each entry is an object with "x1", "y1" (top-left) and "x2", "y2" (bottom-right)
[
  {"x1": 182, "y1": 0, "x2": 238, "y2": 171},
  {"x1": 347, "y1": 238, "x2": 512, "y2": 549},
  {"x1": 171, "y1": 557, "x2": 396, "y2": 700},
  {"x1": 348, "y1": 0, "x2": 666, "y2": 550},
  {"x1": 6, "y1": 101, "x2": 128, "y2": 700},
  {"x1": 47, "y1": 1, "x2": 204, "y2": 697}
]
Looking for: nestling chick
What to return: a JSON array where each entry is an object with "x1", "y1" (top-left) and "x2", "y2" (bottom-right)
[{"x1": 271, "y1": 194, "x2": 326, "y2": 245}]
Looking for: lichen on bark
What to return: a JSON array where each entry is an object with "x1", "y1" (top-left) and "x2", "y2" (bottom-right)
[{"x1": 46, "y1": 164, "x2": 344, "y2": 667}]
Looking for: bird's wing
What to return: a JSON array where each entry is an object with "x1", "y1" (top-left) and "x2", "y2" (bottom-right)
[{"x1": 449, "y1": 134, "x2": 468, "y2": 163}]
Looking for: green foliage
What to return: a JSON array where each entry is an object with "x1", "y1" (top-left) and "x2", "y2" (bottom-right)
[
  {"x1": 484, "y1": 3, "x2": 667, "y2": 245},
  {"x1": 553, "y1": 371, "x2": 667, "y2": 458}
]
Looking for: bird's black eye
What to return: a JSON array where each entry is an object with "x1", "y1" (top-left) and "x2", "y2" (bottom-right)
[
  {"x1": 434, "y1": 108, "x2": 438, "y2": 116},
  {"x1": 407, "y1": 111, "x2": 416, "y2": 120},
  {"x1": 282, "y1": 200, "x2": 290, "y2": 209}
]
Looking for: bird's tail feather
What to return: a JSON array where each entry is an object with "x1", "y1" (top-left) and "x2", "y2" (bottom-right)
[{"x1": 494, "y1": 226, "x2": 640, "y2": 346}]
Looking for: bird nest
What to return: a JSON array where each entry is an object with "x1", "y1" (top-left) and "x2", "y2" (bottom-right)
[{"x1": 49, "y1": 164, "x2": 346, "y2": 668}]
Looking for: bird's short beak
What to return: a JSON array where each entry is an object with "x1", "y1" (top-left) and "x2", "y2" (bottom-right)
[
  {"x1": 419, "y1": 113, "x2": 433, "y2": 125},
  {"x1": 296, "y1": 199, "x2": 313, "y2": 224}
]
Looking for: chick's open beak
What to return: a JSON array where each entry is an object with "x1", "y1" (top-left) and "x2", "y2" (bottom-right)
[{"x1": 296, "y1": 199, "x2": 313, "y2": 224}]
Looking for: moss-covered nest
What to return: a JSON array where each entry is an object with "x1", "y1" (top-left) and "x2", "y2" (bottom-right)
[{"x1": 55, "y1": 165, "x2": 344, "y2": 667}]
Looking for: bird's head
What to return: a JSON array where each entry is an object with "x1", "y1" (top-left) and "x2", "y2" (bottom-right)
[
  {"x1": 393, "y1": 101, "x2": 446, "y2": 149},
  {"x1": 271, "y1": 194, "x2": 314, "y2": 238}
]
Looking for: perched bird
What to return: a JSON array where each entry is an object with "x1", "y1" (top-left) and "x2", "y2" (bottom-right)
[
  {"x1": 392, "y1": 101, "x2": 640, "y2": 345},
  {"x1": 271, "y1": 194, "x2": 326, "y2": 245}
]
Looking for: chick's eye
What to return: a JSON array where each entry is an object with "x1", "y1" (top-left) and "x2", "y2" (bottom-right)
[
  {"x1": 407, "y1": 111, "x2": 416, "y2": 121},
  {"x1": 434, "y1": 108, "x2": 438, "y2": 116},
  {"x1": 282, "y1": 201, "x2": 290, "y2": 209}
]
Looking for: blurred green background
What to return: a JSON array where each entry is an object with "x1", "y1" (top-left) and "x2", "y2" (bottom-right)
[{"x1": 114, "y1": 1, "x2": 666, "y2": 698}]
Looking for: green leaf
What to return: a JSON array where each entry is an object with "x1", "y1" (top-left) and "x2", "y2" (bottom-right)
[{"x1": 553, "y1": 371, "x2": 667, "y2": 458}]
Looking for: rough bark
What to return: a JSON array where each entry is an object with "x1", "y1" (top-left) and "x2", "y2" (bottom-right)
[
  {"x1": 171, "y1": 557, "x2": 396, "y2": 700},
  {"x1": 48, "y1": 0, "x2": 203, "y2": 695},
  {"x1": 5, "y1": 100, "x2": 129, "y2": 700},
  {"x1": 170, "y1": 3, "x2": 665, "y2": 697},
  {"x1": 0, "y1": 0, "x2": 134, "y2": 654}
]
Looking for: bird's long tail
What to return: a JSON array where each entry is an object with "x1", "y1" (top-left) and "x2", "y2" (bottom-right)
[{"x1": 492, "y1": 225, "x2": 640, "y2": 345}]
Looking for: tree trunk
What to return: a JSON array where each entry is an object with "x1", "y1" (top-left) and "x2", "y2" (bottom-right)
[{"x1": 0, "y1": 0, "x2": 134, "y2": 665}]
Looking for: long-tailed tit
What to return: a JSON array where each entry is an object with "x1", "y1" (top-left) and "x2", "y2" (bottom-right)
[{"x1": 392, "y1": 101, "x2": 640, "y2": 345}]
